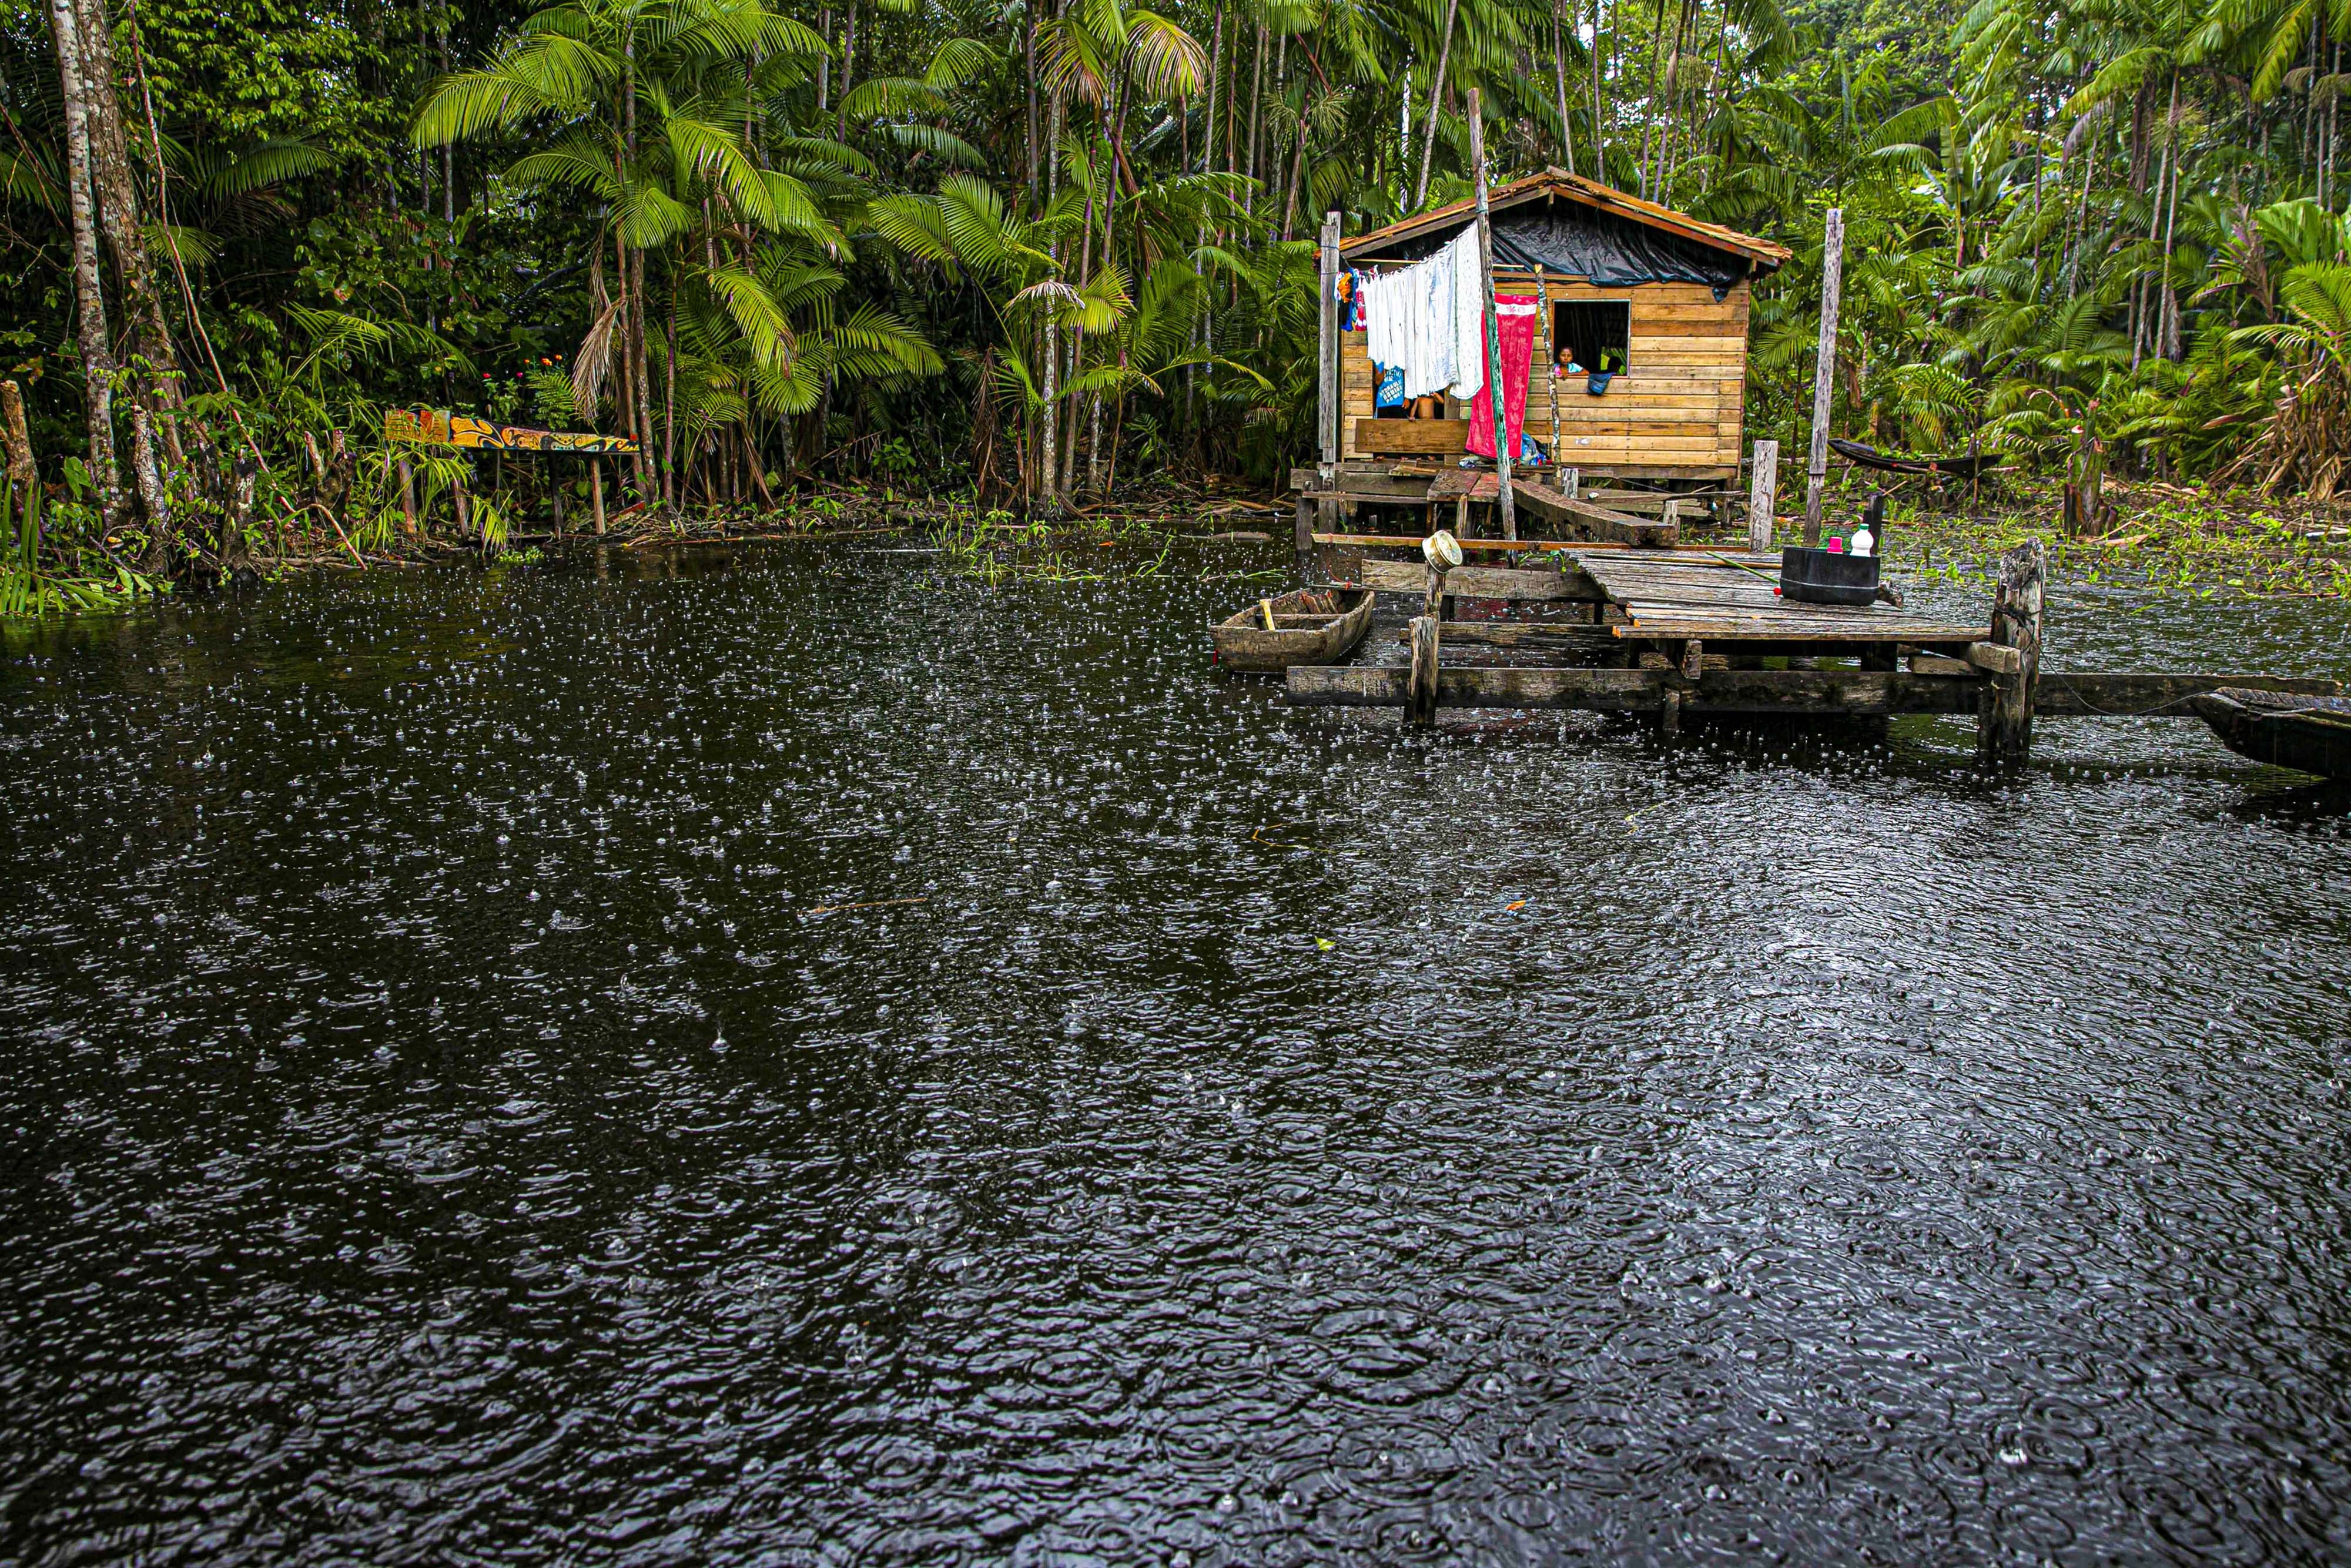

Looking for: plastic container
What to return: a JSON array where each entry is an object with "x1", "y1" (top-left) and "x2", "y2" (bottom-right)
[{"x1": 1779, "y1": 544, "x2": 1881, "y2": 607}]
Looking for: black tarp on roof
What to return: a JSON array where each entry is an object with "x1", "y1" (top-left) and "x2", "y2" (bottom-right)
[{"x1": 1353, "y1": 197, "x2": 1750, "y2": 296}]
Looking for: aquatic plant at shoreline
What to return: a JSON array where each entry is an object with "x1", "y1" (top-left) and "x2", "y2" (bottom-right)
[{"x1": 1881, "y1": 481, "x2": 2351, "y2": 599}]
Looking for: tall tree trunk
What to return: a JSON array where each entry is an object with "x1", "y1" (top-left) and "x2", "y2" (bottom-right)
[
  {"x1": 624, "y1": 29, "x2": 654, "y2": 498},
  {"x1": 1414, "y1": 0, "x2": 1458, "y2": 209},
  {"x1": 1023, "y1": 0, "x2": 1040, "y2": 199},
  {"x1": 662, "y1": 282, "x2": 678, "y2": 507},
  {"x1": 1552, "y1": 0, "x2": 1576, "y2": 175},
  {"x1": 68, "y1": 0, "x2": 173, "y2": 527},
  {"x1": 1223, "y1": 9, "x2": 1239, "y2": 183},
  {"x1": 1634, "y1": 0, "x2": 1667, "y2": 197},
  {"x1": 1591, "y1": 0, "x2": 1606, "y2": 176},
  {"x1": 1203, "y1": 5, "x2": 1222, "y2": 176},
  {"x1": 2159, "y1": 155, "x2": 2182, "y2": 359},
  {"x1": 634, "y1": 249, "x2": 657, "y2": 502},
  {"x1": 48, "y1": 0, "x2": 127, "y2": 531},
  {"x1": 441, "y1": 25, "x2": 454, "y2": 221},
  {"x1": 1244, "y1": 20, "x2": 1266, "y2": 213},
  {"x1": 836, "y1": 0, "x2": 859, "y2": 138},
  {"x1": 816, "y1": 5, "x2": 830, "y2": 113},
  {"x1": 72, "y1": 0, "x2": 178, "y2": 427},
  {"x1": 1037, "y1": 90, "x2": 1064, "y2": 516},
  {"x1": 1280, "y1": 92, "x2": 1310, "y2": 239}
]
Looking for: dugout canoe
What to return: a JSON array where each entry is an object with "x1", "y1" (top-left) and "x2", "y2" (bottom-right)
[
  {"x1": 1211, "y1": 586, "x2": 1375, "y2": 673},
  {"x1": 2191, "y1": 686, "x2": 2351, "y2": 779}
]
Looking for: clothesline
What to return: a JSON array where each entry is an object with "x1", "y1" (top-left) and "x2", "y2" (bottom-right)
[
  {"x1": 1354, "y1": 231, "x2": 1487, "y2": 404},
  {"x1": 1342, "y1": 237, "x2": 1543, "y2": 460}
]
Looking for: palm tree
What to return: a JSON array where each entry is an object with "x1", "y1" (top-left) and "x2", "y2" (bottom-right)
[{"x1": 413, "y1": 0, "x2": 832, "y2": 503}]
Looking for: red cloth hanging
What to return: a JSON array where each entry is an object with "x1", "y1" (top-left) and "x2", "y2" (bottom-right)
[{"x1": 1463, "y1": 296, "x2": 1539, "y2": 460}]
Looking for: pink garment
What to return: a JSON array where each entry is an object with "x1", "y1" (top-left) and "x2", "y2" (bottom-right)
[{"x1": 1463, "y1": 296, "x2": 1539, "y2": 460}]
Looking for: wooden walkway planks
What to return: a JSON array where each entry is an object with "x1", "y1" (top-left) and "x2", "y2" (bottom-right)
[
  {"x1": 1565, "y1": 548, "x2": 1986, "y2": 645},
  {"x1": 1426, "y1": 468, "x2": 1501, "y2": 502},
  {"x1": 1515, "y1": 481, "x2": 1677, "y2": 546}
]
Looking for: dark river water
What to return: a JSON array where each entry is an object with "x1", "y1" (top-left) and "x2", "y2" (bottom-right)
[{"x1": 4, "y1": 540, "x2": 2349, "y2": 1565}]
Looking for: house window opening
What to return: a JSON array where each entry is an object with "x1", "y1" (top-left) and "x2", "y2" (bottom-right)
[{"x1": 1552, "y1": 300, "x2": 1630, "y2": 377}]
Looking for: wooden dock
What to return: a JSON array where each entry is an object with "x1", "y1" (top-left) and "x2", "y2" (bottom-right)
[
  {"x1": 1285, "y1": 534, "x2": 2349, "y2": 766},
  {"x1": 1564, "y1": 548, "x2": 1982, "y2": 650}
]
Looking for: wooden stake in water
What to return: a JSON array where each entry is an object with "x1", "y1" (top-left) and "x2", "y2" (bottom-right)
[
  {"x1": 1748, "y1": 438, "x2": 1779, "y2": 552},
  {"x1": 1976, "y1": 537, "x2": 2045, "y2": 768},
  {"x1": 1804, "y1": 208, "x2": 1844, "y2": 547},
  {"x1": 1466, "y1": 89, "x2": 1517, "y2": 541}
]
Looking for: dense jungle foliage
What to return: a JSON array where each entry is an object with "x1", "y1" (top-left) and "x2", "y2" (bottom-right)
[{"x1": 6, "y1": 0, "x2": 2351, "y2": 602}]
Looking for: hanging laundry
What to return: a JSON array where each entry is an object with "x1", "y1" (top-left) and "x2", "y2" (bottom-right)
[
  {"x1": 1362, "y1": 271, "x2": 1404, "y2": 377},
  {"x1": 1354, "y1": 233, "x2": 1489, "y2": 404},
  {"x1": 1404, "y1": 252, "x2": 1455, "y2": 400},
  {"x1": 1463, "y1": 296, "x2": 1539, "y2": 461},
  {"x1": 1375, "y1": 364, "x2": 1406, "y2": 408},
  {"x1": 1447, "y1": 230, "x2": 1486, "y2": 402}
]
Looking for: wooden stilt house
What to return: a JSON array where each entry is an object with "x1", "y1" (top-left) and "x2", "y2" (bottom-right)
[{"x1": 1311, "y1": 170, "x2": 1790, "y2": 491}]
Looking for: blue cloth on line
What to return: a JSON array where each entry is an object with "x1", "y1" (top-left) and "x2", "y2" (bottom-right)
[{"x1": 1375, "y1": 364, "x2": 1406, "y2": 408}]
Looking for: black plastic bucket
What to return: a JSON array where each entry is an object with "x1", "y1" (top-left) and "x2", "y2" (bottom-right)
[{"x1": 1779, "y1": 545, "x2": 1880, "y2": 607}]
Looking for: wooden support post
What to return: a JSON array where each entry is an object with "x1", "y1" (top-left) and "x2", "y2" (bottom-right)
[
  {"x1": 1408, "y1": 531, "x2": 1461, "y2": 727},
  {"x1": 552, "y1": 468, "x2": 566, "y2": 535},
  {"x1": 1407, "y1": 616, "x2": 1442, "y2": 726},
  {"x1": 1536, "y1": 263, "x2": 1561, "y2": 463},
  {"x1": 1318, "y1": 210, "x2": 1341, "y2": 481},
  {"x1": 1294, "y1": 493, "x2": 1315, "y2": 578},
  {"x1": 590, "y1": 458, "x2": 607, "y2": 535},
  {"x1": 1680, "y1": 638, "x2": 1704, "y2": 681},
  {"x1": 1560, "y1": 465, "x2": 1578, "y2": 500},
  {"x1": 1749, "y1": 438, "x2": 1779, "y2": 552},
  {"x1": 1465, "y1": 89, "x2": 1517, "y2": 540},
  {"x1": 1975, "y1": 537, "x2": 2045, "y2": 768},
  {"x1": 1804, "y1": 208, "x2": 1844, "y2": 547},
  {"x1": 453, "y1": 470, "x2": 475, "y2": 544},
  {"x1": 1659, "y1": 687, "x2": 1681, "y2": 738},
  {"x1": 396, "y1": 457, "x2": 417, "y2": 536}
]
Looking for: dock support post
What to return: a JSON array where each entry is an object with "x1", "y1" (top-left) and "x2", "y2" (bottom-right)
[
  {"x1": 1407, "y1": 616, "x2": 1441, "y2": 726},
  {"x1": 1659, "y1": 687, "x2": 1681, "y2": 738},
  {"x1": 1748, "y1": 438, "x2": 1779, "y2": 552},
  {"x1": 1407, "y1": 532, "x2": 1460, "y2": 728},
  {"x1": 1975, "y1": 538, "x2": 2045, "y2": 768},
  {"x1": 1804, "y1": 209, "x2": 1844, "y2": 547},
  {"x1": 1318, "y1": 211, "x2": 1341, "y2": 485},
  {"x1": 1465, "y1": 89, "x2": 1517, "y2": 540},
  {"x1": 591, "y1": 458, "x2": 607, "y2": 535},
  {"x1": 1537, "y1": 262, "x2": 1561, "y2": 464}
]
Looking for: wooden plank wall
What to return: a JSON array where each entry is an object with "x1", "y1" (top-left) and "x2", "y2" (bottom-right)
[{"x1": 1341, "y1": 274, "x2": 1750, "y2": 473}]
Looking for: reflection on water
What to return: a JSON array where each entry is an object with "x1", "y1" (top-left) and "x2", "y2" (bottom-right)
[{"x1": 2, "y1": 541, "x2": 2349, "y2": 1564}]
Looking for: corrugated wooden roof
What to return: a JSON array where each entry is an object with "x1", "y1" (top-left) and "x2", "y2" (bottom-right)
[{"x1": 1339, "y1": 169, "x2": 1793, "y2": 270}]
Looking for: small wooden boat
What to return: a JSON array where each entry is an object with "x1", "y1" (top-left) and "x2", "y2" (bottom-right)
[
  {"x1": 2191, "y1": 686, "x2": 2351, "y2": 779},
  {"x1": 1211, "y1": 585, "x2": 1375, "y2": 672}
]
